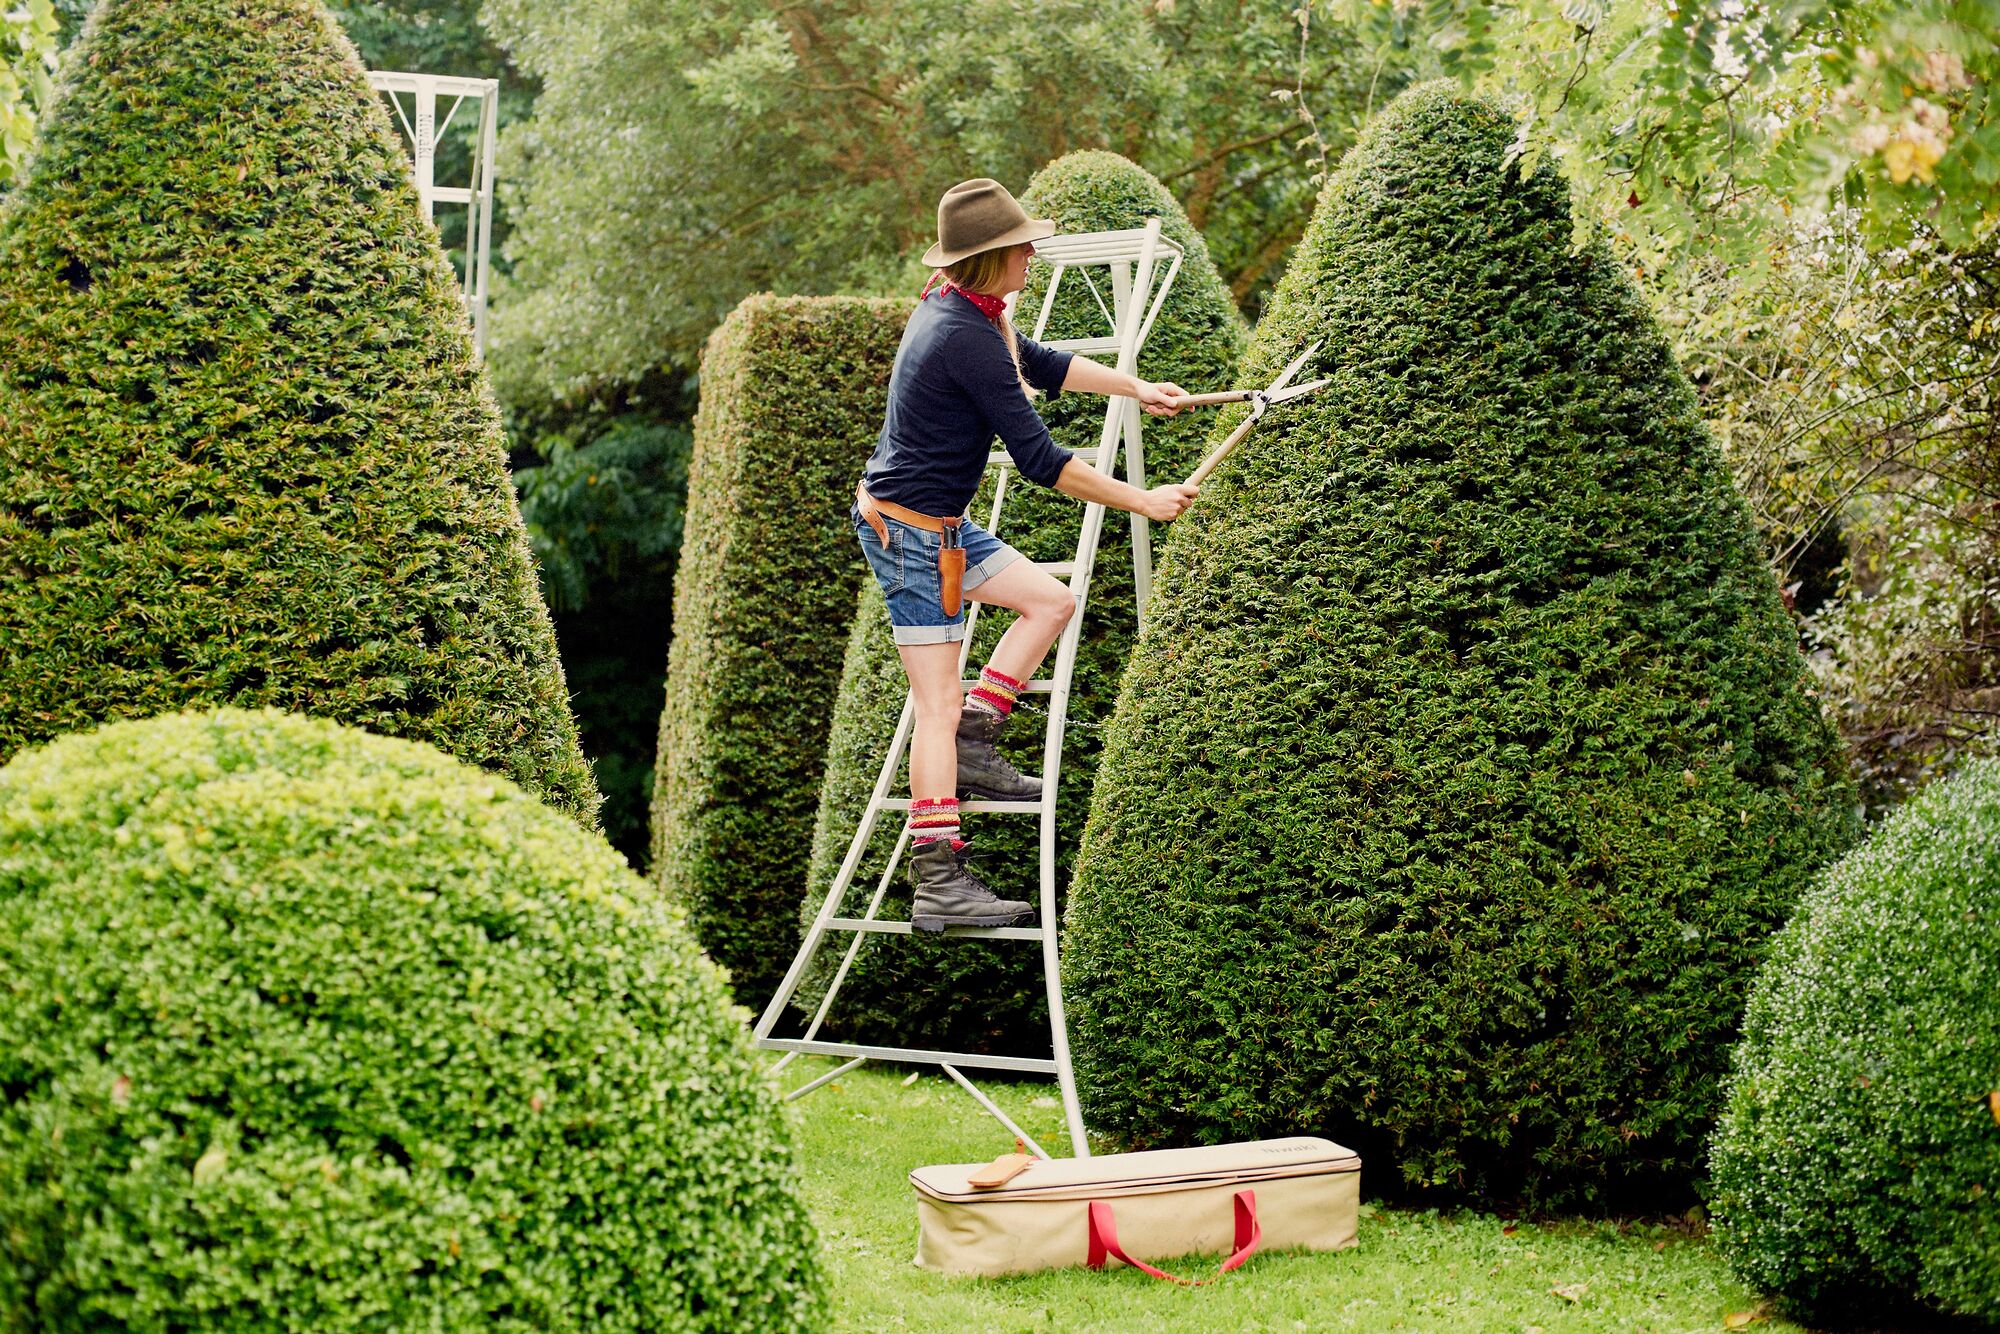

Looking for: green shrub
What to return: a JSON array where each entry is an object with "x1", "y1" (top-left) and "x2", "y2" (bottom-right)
[
  {"x1": 1709, "y1": 758, "x2": 2000, "y2": 1322},
  {"x1": 1062, "y1": 83, "x2": 1859, "y2": 1208},
  {"x1": 0, "y1": 707, "x2": 822, "y2": 1332},
  {"x1": 796, "y1": 152, "x2": 1249, "y2": 1051},
  {"x1": 0, "y1": 0, "x2": 597, "y2": 822},
  {"x1": 649, "y1": 294, "x2": 908, "y2": 1004}
]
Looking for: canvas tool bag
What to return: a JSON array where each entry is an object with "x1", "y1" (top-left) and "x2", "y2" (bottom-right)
[
  {"x1": 909, "y1": 1137, "x2": 1360, "y2": 1281},
  {"x1": 856, "y1": 483, "x2": 967, "y2": 617}
]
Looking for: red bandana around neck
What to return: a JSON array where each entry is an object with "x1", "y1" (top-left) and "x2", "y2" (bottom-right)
[{"x1": 919, "y1": 272, "x2": 1007, "y2": 323}]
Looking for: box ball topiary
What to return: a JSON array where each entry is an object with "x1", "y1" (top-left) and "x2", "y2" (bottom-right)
[
  {"x1": 649, "y1": 294, "x2": 908, "y2": 1007},
  {"x1": 794, "y1": 151, "x2": 1249, "y2": 1053},
  {"x1": 0, "y1": 707, "x2": 822, "y2": 1332},
  {"x1": 0, "y1": 0, "x2": 598, "y2": 822},
  {"x1": 1709, "y1": 758, "x2": 2000, "y2": 1322},
  {"x1": 1061, "y1": 82, "x2": 1860, "y2": 1208}
]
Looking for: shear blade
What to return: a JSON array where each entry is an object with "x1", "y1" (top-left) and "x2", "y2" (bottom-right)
[
  {"x1": 1265, "y1": 339, "x2": 1323, "y2": 395},
  {"x1": 1266, "y1": 376, "x2": 1330, "y2": 406}
]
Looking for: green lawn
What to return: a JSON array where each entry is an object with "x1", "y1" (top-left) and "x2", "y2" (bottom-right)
[{"x1": 781, "y1": 1058, "x2": 1802, "y2": 1333}]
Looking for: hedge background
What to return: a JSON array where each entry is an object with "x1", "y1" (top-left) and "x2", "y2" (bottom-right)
[
  {"x1": 0, "y1": 707, "x2": 821, "y2": 1331},
  {"x1": 1710, "y1": 757, "x2": 2000, "y2": 1323},
  {"x1": 1062, "y1": 83, "x2": 1859, "y2": 1208},
  {"x1": 648, "y1": 293, "x2": 908, "y2": 1005},
  {"x1": 0, "y1": 0, "x2": 598, "y2": 821},
  {"x1": 794, "y1": 151, "x2": 1249, "y2": 1053}
]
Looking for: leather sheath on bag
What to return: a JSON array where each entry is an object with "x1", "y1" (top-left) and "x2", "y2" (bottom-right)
[
  {"x1": 908, "y1": 1137, "x2": 1360, "y2": 1279},
  {"x1": 856, "y1": 484, "x2": 967, "y2": 618}
]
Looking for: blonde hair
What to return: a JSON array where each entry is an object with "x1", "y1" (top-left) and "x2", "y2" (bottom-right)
[{"x1": 937, "y1": 244, "x2": 1037, "y2": 401}]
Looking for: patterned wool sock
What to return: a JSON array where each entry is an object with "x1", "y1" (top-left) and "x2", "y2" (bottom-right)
[
  {"x1": 966, "y1": 665, "x2": 1026, "y2": 719},
  {"x1": 909, "y1": 797, "x2": 963, "y2": 852}
]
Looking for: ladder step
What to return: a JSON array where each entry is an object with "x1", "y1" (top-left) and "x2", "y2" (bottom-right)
[
  {"x1": 880, "y1": 797, "x2": 1043, "y2": 814},
  {"x1": 756, "y1": 1036, "x2": 1060, "y2": 1076},
  {"x1": 1036, "y1": 561, "x2": 1077, "y2": 578},
  {"x1": 960, "y1": 678, "x2": 1055, "y2": 693},
  {"x1": 987, "y1": 446, "x2": 1111, "y2": 471},
  {"x1": 826, "y1": 916, "x2": 1044, "y2": 941}
]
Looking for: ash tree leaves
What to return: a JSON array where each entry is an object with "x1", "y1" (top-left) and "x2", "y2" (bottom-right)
[
  {"x1": 0, "y1": 708, "x2": 823, "y2": 1331},
  {"x1": 1062, "y1": 82, "x2": 1859, "y2": 1209},
  {"x1": 649, "y1": 294, "x2": 908, "y2": 1006},
  {"x1": 795, "y1": 151, "x2": 1248, "y2": 1053},
  {"x1": 1711, "y1": 757, "x2": 2000, "y2": 1323},
  {"x1": 0, "y1": 0, "x2": 598, "y2": 821}
]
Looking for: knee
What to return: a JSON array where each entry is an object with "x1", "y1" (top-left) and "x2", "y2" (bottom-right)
[
  {"x1": 917, "y1": 690, "x2": 965, "y2": 724},
  {"x1": 1038, "y1": 592, "x2": 1076, "y2": 627}
]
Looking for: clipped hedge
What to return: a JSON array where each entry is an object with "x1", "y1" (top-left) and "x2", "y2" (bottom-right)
[
  {"x1": 1062, "y1": 83, "x2": 1859, "y2": 1207},
  {"x1": 0, "y1": 707, "x2": 822, "y2": 1332},
  {"x1": 0, "y1": 0, "x2": 597, "y2": 821},
  {"x1": 796, "y1": 152, "x2": 1249, "y2": 1051},
  {"x1": 649, "y1": 294, "x2": 907, "y2": 1004},
  {"x1": 1710, "y1": 759, "x2": 2000, "y2": 1322}
]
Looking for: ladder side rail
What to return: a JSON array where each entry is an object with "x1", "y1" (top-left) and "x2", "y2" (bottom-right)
[
  {"x1": 1030, "y1": 263, "x2": 1065, "y2": 343},
  {"x1": 777, "y1": 825, "x2": 914, "y2": 1082},
  {"x1": 1042, "y1": 216, "x2": 1162, "y2": 1157},
  {"x1": 753, "y1": 690, "x2": 918, "y2": 1041},
  {"x1": 470, "y1": 82, "x2": 498, "y2": 356}
]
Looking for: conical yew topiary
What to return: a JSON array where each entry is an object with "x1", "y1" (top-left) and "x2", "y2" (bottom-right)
[
  {"x1": 650, "y1": 293, "x2": 908, "y2": 1005},
  {"x1": 0, "y1": 0, "x2": 598, "y2": 820},
  {"x1": 796, "y1": 151, "x2": 1248, "y2": 1052},
  {"x1": 1062, "y1": 83, "x2": 1859, "y2": 1208}
]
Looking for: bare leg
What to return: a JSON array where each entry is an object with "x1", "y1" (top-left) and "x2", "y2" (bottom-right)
[
  {"x1": 968, "y1": 560, "x2": 1076, "y2": 683},
  {"x1": 899, "y1": 642, "x2": 963, "y2": 800}
]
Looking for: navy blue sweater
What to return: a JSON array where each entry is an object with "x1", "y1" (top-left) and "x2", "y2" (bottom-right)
[{"x1": 859, "y1": 289, "x2": 1076, "y2": 516}]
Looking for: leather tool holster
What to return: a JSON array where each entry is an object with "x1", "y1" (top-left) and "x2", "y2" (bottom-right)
[{"x1": 857, "y1": 483, "x2": 967, "y2": 617}]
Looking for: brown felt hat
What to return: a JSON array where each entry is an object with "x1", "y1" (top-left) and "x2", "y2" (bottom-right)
[{"x1": 922, "y1": 178, "x2": 1057, "y2": 268}]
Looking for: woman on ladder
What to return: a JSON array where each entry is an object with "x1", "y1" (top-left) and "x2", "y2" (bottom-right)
[{"x1": 853, "y1": 177, "x2": 1197, "y2": 934}]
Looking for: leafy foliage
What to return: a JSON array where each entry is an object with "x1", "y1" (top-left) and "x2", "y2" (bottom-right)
[
  {"x1": 795, "y1": 151, "x2": 1248, "y2": 1052},
  {"x1": 515, "y1": 416, "x2": 692, "y2": 861},
  {"x1": 0, "y1": 0, "x2": 598, "y2": 821},
  {"x1": 650, "y1": 294, "x2": 908, "y2": 1005},
  {"x1": 1063, "y1": 83, "x2": 1858, "y2": 1208},
  {"x1": 0, "y1": 707, "x2": 823, "y2": 1332},
  {"x1": 1335, "y1": 0, "x2": 2000, "y2": 256},
  {"x1": 477, "y1": 0, "x2": 1394, "y2": 403},
  {"x1": 1710, "y1": 758, "x2": 2000, "y2": 1322},
  {"x1": 0, "y1": 0, "x2": 56, "y2": 190}
]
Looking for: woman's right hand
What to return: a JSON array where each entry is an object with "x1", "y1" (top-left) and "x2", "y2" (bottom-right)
[{"x1": 1139, "y1": 482, "x2": 1199, "y2": 522}]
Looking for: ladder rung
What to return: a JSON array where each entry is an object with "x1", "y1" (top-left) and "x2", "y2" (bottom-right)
[
  {"x1": 879, "y1": 797, "x2": 1043, "y2": 814},
  {"x1": 826, "y1": 917, "x2": 1044, "y2": 941},
  {"x1": 755, "y1": 1036, "x2": 1059, "y2": 1076},
  {"x1": 960, "y1": 678, "x2": 1055, "y2": 693},
  {"x1": 1039, "y1": 336, "x2": 1123, "y2": 356},
  {"x1": 986, "y1": 446, "x2": 1111, "y2": 470},
  {"x1": 1036, "y1": 561, "x2": 1077, "y2": 578}
]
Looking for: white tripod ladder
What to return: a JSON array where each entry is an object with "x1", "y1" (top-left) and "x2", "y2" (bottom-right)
[{"x1": 751, "y1": 218, "x2": 1185, "y2": 1159}]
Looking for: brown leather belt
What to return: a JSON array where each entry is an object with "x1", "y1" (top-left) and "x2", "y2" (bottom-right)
[{"x1": 856, "y1": 483, "x2": 967, "y2": 617}]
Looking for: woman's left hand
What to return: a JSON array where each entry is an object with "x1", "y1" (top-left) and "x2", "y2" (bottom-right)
[{"x1": 1138, "y1": 381, "x2": 1188, "y2": 417}]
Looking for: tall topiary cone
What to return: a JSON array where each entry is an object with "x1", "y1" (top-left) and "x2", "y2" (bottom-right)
[
  {"x1": 1063, "y1": 83, "x2": 1859, "y2": 1209},
  {"x1": 796, "y1": 152, "x2": 1248, "y2": 1051},
  {"x1": 0, "y1": 0, "x2": 598, "y2": 822},
  {"x1": 650, "y1": 294, "x2": 907, "y2": 1006}
]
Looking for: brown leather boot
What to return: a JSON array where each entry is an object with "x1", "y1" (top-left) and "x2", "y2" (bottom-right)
[{"x1": 955, "y1": 706, "x2": 1042, "y2": 801}]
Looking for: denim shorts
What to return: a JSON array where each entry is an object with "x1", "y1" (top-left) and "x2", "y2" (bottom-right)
[{"x1": 851, "y1": 503, "x2": 1023, "y2": 645}]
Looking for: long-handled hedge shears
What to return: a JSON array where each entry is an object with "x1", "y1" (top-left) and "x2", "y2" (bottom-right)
[{"x1": 1175, "y1": 340, "x2": 1329, "y2": 485}]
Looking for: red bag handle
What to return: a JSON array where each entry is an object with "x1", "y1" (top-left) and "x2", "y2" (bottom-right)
[{"x1": 1086, "y1": 1188, "x2": 1261, "y2": 1285}]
